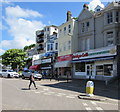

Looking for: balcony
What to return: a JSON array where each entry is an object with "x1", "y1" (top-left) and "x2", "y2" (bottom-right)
[
  {"x1": 37, "y1": 45, "x2": 44, "y2": 50},
  {"x1": 36, "y1": 38, "x2": 44, "y2": 43},
  {"x1": 36, "y1": 30, "x2": 44, "y2": 36}
]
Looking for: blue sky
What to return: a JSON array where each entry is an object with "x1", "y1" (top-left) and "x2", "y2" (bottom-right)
[{"x1": 1, "y1": 0, "x2": 109, "y2": 55}]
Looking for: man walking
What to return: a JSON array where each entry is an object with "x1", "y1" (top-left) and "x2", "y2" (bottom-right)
[{"x1": 28, "y1": 71, "x2": 38, "y2": 90}]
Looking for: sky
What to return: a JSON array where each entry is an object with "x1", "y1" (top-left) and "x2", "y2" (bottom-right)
[{"x1": 0, "y1": 0, "x2": 115, "y2": 55}]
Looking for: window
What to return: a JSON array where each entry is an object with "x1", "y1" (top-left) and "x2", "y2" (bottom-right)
[
  {"x1": 107, "y1": 32, "x2": 114, "y2": 46},
  {"x1": 96, "y1": 65, "x2": 104, "y2": 75},
  {"x1": 86, "y1": 22, "x2": 89, "y2": 31},
  {"x1": 104, "y1": 64, "x2": 113, "y2": 76},
  {"x1": 75, "y1": 63, "x2": 85, "y2": 72},
  {"x1": 68, "y1": 24, "x2": 71, "y2": 33},
  {"x1": 64, "y1": 27, "x2": 66, "y2": 34},
  {"x1": 47, "y1": 44, "x2": 50, "y2": 51},
  {"x1": 55, "y1": 43, "x2": 58, "y2": 50},
  {"x1": 51, "y1": 44, "x2": 53, "y2": 50},
  {"x1": 116, "y1": 11, "x2": 119, "y2": 22},
  {"x1": 68, "y1": 40, "x2": 71, "y2": 50},
  {"x1": 47, "y1": 27, "x2": 49, "y2": 31},
  {"x1": 81, "y1": 23, "x2": 85, "y2": 32},
  {"x1": 107, "y1": 12, "x2": 113, "y2": 24}
]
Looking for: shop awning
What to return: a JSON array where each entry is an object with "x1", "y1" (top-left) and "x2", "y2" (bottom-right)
[
  {"x1": 72, "y1": 56, "x2": 114, "y2": 63},
  {"x1": 54, "y1": 61, "x2": 71, "y2": 68},
  {"x1": 29, "y1": 64, "x2": 40, "y2": 70}
]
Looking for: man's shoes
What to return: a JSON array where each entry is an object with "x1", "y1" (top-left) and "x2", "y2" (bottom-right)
[
  {"x1": 28, "y1": 88, "x2": 31, "y2": 90},
  {"x1": 36, "y1": 88, "x2": 38, "y2": 89}
]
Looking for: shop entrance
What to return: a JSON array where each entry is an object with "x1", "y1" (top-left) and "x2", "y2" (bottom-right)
[{"x1": 86, "y1": 64, "x2": 95, "y2": 79}]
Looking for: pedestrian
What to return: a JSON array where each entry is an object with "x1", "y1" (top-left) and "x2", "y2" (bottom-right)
[{"x1": 28, "y1": 71, "x2": 38, "y2": 90}]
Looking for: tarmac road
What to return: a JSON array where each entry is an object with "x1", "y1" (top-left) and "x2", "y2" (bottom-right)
[{"x1": 1, "y1": 78, "x2": 119, "y2": 111}]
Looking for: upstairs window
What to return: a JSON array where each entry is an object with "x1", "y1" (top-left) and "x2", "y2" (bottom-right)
[
  {"x1": 55, "y1": 43, "x2": 58, "y2": 50},
  {"x1": 68, "y1": 24, "x2": 71, "y2": 33},
  {"x1": 107, "y1": 12, "x2": 113, "y2": 24},
  {"x1": 86, "y1": 22, "x2": 90, "y2": 31},
  {"x1": 64, "y1": 27, "x2": 66, "y2": 34},
  {"x1": 116, "y1": 11, "x2": 119, "y2": 22},
  {"x1": 106, "y1": 32, "x2": 114, "y2": 46},
  {"x1": 81, "y1": 23, "x2": 85, "y2": 32}
]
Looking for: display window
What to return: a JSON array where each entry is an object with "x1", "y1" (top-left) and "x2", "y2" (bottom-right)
[
  {"x1": 75, "y1": 63, "x2": 85, "y2": 72},
  {"x1": 104, "y1": 64, "x2": 113, "y2": 76},
  {"x1": 96, "y1": 65, "x2": 104, "y2": 75}
]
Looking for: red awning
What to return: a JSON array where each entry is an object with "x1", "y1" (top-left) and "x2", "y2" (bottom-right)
[{"x1": 29, "y1": 65, "x2": 40, "y2": 70}]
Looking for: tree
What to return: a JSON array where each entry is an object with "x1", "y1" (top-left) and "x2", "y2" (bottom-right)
[{"x1": 2, "y1": 49, "x2": 27, "y2": 70}]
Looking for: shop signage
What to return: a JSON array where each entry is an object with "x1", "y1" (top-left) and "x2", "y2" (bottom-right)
[
  {"x1": 58, "y1": 54, "x2": 72, "y2": 62},
  {"x1": 73, "y1": 46, "x2": 116, "y2": 60},
  {"x1": 41, "y1": 58, "x2": 51, "y2": 64},
  {"x1": 33, "y1": 54, "x2": 41, "y2": 61}
]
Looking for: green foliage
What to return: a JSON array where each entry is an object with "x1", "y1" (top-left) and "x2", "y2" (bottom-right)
[
  {"x1": 2, "y1": 49, "x2": 27, "y2": 70},
  {"x1": 23, "y1": 44, "x2": 35, "y2": 51}
]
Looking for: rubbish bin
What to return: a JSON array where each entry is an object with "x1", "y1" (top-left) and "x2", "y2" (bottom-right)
[{"x1": 86, "y1": 81, "x2": 94, "y2": 96}]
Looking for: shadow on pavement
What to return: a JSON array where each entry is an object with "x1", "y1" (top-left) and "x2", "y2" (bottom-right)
[
  {"x1": 41, "y1": 79, "x2": 119, "y2": 100},
  {"x1": 21, "y1": 88, "x2": 30, "y2": 90}
]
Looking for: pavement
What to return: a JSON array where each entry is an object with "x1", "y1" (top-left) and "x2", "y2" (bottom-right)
[{"x1": 43, "y1": 78, "x2": 119, "y2": 102}]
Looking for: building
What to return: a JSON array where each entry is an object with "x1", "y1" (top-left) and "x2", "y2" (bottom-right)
[
  {"x1": 36, "y1": 30, "x2": 45, "y2": 54},
  {"x1": 72, "y1": 2, "x2": 120, "y2": 82},
  {"x1": 54, "y1": 11, "x2": 78, "y2": 79}
]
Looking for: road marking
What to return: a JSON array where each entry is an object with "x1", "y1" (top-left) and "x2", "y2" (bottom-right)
[
  {"x1": 66, "y1": 96, "x2": 75, "y2": 98},
  {"x1": 35, "y1": 91, "x2": 40, "y2": 93},
  {"x1": 44, "y1": 93, "x2": 52, "y2": 95},
  {"x1": 91, "y1": 101, "x2": 97, "y2": 106},
  {"x1": 83, "y1": 103, "x2": 88, "y2": 106},
  {"x1": 96, "y1": 101, "x2": 118, "y2": 106},
  {"x1": 85, "y1": 107, "x2": 92, "y2": 110},
  {"x1": 57, "y1": 93, "x2": 66, "y2": 95},
  {"x1": 96, "y1": 107, "x2": 103, "y2": 110}
]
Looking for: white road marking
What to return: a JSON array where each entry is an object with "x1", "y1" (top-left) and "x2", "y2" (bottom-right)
[
  {"x1": 35, "y1": 92, "x2": 40, "y2": 93},
  {"x1": 96, "y1": 101, "x2": 118, "y2": 106},
  {"x1": 44, "y1": 93, "x2": 52, "y2": 95},
  {"x1": 66, "y1": 96, "x2": 75, "y2": 98},
  {"x1": 96, "y1": 107, "x2": 103, "y2": 110},
  {"x1": 57, "y1": 93, "x2": 66, "y2": 95},
  {"x1": 83, "y1": 103, "x2": 88, "y2": 106},
  {"x1": 85, "y1": 107, "x2": 92, "y2": 110},
  {"x1": 91, "y1": 101, "x2": 97, "y2": 105}
]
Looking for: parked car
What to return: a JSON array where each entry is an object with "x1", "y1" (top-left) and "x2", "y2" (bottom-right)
[
  {"x1": 22, "y1": 70, "x2": 42, "y2": 80},
  {"x1": 0, "y1": 69, "x2": 19, "y2": 78}
]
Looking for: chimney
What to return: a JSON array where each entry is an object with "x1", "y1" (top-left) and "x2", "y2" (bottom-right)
[
  {"x1": 83, "y1": 4, "x2": 89, "y2": 10},
  {"x1": 67, "y1": 11, "x2": 72, "y2": 21}
]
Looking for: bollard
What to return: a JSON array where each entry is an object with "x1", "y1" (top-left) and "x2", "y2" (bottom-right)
[{"x1": 86, "y1": 81, "x2": 94, "y2": 97}]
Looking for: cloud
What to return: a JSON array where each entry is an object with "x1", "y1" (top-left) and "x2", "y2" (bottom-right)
[
  {"x1": 6, "y1": 5, "x2": 43, "y2": 18},
  {"x1": 1, "y1": 5, "x2": 45, "y2": 50},
  {"x1": 0, "y1": 49, "x2": 5, "y2": 55},
  {"x1": 88, "y1": 0, "x2": 104, "y2": 11}
]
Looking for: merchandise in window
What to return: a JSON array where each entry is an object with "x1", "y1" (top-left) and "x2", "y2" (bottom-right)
[
  {"x1": 104, "y1": 64, "x2": 113, "y2": 76},
  {"x1": 75, "y1": 63, "x2": 85, "y2": 72},
  {"x1": 96, "y1": 65, "x2": 104, "y2": 75}
]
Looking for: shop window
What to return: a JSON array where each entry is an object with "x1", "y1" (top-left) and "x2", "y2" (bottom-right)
[
  {"x1": 75, "y1": 63, "x2": 85, "y2": 72},
  {"x1": 96, "y1": 65, "x2": 104, "y2": 75},
  {"x1": 104, "y1": 64, "x2": 113, "y2": 76}
]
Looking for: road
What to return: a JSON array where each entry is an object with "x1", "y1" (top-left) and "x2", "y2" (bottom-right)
[{"x1": 1, "y1": 78, "x2": 119, "y2": 111}]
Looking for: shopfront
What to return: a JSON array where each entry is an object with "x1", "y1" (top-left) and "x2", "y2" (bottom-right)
[
  {"x1": 54, "y1": 54, "x2": 72, "y2": 79},
  {"x1": 40, "y1": 57, "x2": 53, "y2": 76},
  {"x1": 72, "y1": 46, "x2": 117, "y2": 81}
]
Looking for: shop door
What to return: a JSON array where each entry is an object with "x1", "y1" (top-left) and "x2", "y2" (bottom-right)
[{"x1": 86, "y1": 64, "x2": 95, "y2": 79}]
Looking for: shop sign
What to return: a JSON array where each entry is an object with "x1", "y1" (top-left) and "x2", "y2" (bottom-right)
[
  {"x1": 41, "y1": 58, "x2": 51, "y2": 64},
  {"x1": 58, "y1": 54, "x2": 72, "y2": 62},
  {"x1": 33, "y1": 54, "x2": 41, "y2": 61},
  {"x1": 73, "y1": 46, "x2": 116, "y2": 60}
]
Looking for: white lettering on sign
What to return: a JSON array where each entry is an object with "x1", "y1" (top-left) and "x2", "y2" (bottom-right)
[{"x1": 41, "y1": 58, "x2": 51, "y2": 64}]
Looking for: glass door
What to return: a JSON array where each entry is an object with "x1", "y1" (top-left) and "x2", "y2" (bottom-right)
[{"x1": 86, "y1": 64, "x2": 95, "y2": 79}]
